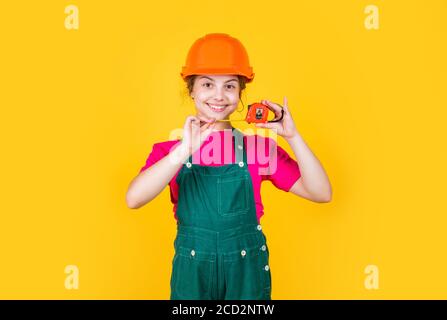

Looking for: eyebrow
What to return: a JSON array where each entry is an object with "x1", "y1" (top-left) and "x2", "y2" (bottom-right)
[{"x1": 198, "y1": 76, "x2": 238, "y2": 83}]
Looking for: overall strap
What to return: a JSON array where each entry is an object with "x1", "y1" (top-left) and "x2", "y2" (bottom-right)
[
  {"x1": 186, "y1": 127, "x2": 246, "y2": 165},
  {"x1": 232, "y1": 128, "x2": 246, "y2": 165}
]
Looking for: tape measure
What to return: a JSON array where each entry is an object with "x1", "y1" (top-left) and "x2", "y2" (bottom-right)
[{"x1": 217, "y1": 102, "x2": 284, "y2": 123}]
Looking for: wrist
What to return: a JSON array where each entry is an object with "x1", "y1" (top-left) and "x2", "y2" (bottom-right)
[
  {"x1": 284, "y1": 130, "x2": 300, "y2": 142},
  {"x1": 178, "y1": 142, "x2": 192, "y2": 158},
  {"x1": 169, "y1": 142, "x2": 191, "y2": 165}
]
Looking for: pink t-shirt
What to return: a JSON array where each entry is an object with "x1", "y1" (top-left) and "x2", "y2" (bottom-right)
[{"x1": 139, "y1": 130, "x2": 301, "y2": 222}]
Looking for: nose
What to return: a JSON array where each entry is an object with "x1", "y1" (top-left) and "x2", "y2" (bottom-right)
[{"x1": 213, "y1": 86, "x2": 225, "y2": 101}]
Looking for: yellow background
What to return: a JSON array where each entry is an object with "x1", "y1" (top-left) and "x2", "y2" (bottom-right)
[{"x1": 0, "y1": 0, "x2": 446, "y2": 299}]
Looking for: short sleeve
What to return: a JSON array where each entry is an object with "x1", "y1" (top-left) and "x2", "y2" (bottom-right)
[
  {"x1": 139, "y1": 142, "x2": 169, "y2": 174},
  {"x1": 262, "y1": 138, "x2": 301, "y2": 192}
]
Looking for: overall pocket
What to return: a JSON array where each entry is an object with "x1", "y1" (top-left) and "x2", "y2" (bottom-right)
[
  {"x1": 223, "y1": 243, "x2": 271, "y2": 300},
  {"x1": 217, "y1": 174, "x2": 250, "y2": 217},
  {"x1": 170, "y1": 246, "x2": 216, "y2": 300}
]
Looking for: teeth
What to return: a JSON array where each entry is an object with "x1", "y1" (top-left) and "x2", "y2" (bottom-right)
[
  {"x1": 207, "y1": 103, "x2": 227, "y2": 111},
  {"x1": 209, "y1": 104, "x2": 225, "y2": 109}
]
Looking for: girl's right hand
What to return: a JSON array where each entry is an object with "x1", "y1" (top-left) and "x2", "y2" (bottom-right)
[{"x1": 181, "y1": 115, "x2": 216, "y2": 156}]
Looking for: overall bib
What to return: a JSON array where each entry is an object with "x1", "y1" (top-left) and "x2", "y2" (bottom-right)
[{"x1": 170, "y1": 128, "x2": 272, "y2": 300}]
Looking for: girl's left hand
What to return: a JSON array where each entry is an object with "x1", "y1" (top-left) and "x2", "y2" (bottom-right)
[{"x1": 255, "y1": 96, "x2": 299, "y2": 140}]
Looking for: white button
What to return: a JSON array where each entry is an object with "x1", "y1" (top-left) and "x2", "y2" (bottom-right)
[
  {"x1": 237, "y1": 145, "x2": 243, "y2": 150},
  {"x1": 257, "y1": 225, "x2": 262, "y2": 231},
  {"x1": 241, "y1": 250, "x2": 246, "y2": 257},
  {"x1": 190, "y1": 249, "x2": 195, "y2": 256},
  {"x1": 186, "y1": 162, "x2": 192, "y2": 168},
  {"x1": 261, "y1": 245, "x2": 266, "y2": 251},
  {"x1": 264, "y1": 265, "x2": 270, "y2": 271},
  {"x1": 238, "y1": 162, "x2": 244, "y2": 167}
]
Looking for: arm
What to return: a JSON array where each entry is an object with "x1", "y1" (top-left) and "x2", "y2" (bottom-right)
[
  {"x1": 285, "y1": 133, "x2": 332, "y2": 203},
  {"x1": 126, "y1": 143, "x2": 190, "y2": 209},
  {"x1": 126, "y1": 115, "x2": 216, "y2": 209},
  {"x1": 256, "y1": 97, "x2": 332, "y2": 203}
]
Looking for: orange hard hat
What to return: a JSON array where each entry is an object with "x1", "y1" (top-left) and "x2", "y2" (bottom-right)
[{"x1": 180, "y1": 33, "x2": 254, "y2": 82}]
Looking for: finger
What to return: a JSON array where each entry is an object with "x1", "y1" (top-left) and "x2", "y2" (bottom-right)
[
  {"x1": 186, "y1": 115, "x2": 200, "y2": 125},
  {"x1": 202, "y1": 122, "x2": 216, "y2": 137},
  {"x1": 184, "y1": 115, "x2": 196, "y2": 127},
  {"x1": 262, "y1": 99, "x2": 284, "y2": 119},
  {"x1": 201, "y1": 123, "x2": 215, "y2": 140},
  {"x1": 197, "y1": 115, "x2": 215, "y2": 124},
  {"x1": 255, "y1": 122, "x2": 275, "y2": 129},
  {"x1": 191, "y1": 118, "x2": 201, "y2": 131},
  {"x1": 283, "y1": 96, "x2": 291, "y2": 115},
  {"x1": 184, "y1": 116, "x2": 197, "y2": 139},
  {"x1": 184, "y1": 116, "x2": 196, "y2": 129},
  {"x1": 201, "y1": 122, "x2": 217, "y2": 136},
  {"x1": 200, "y1": 122, "x2": 211, "y2": 132},
  {"x1": 200, "y1": 121, "x2": 214, "y2": 132},
  {"x1": 191, "y1": 117, "x2": 200, "y2": 125}
]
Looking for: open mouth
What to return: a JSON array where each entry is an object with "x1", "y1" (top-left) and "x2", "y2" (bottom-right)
[{"x1": 206, "y1": 103, "x2": 228, "y2": 113}]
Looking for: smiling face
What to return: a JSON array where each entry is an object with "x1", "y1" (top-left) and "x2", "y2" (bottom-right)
[{"x1": 190, "y1": 75, "x2": 241, "y2": 124}]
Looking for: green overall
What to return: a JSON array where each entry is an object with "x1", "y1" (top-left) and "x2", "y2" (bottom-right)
[{"x1": 170, "y1": 127, "x2": 272, "y2": 300}]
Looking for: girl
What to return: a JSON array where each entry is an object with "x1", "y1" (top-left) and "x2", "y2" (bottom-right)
[{"x1": 126, "y1": 33, "x2": 332, "y2": 300}]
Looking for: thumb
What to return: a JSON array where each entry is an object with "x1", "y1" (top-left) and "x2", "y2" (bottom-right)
[
  {"x1": 256, "y1": 122, "x2": 275, "y2": 129},
  {"x1": 202, "y1": 122, "x2": 216, "y2": 138}
]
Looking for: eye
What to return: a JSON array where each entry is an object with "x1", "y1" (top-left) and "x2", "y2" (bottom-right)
[
  {"x1": 202, "y1": 82, "x2": 213, "y2": 88},
  {"x1": 226, "y1": 84, "x2": 236, "y2": 89}
]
